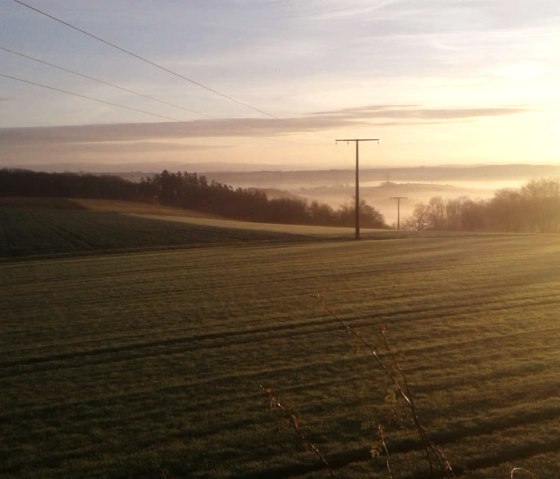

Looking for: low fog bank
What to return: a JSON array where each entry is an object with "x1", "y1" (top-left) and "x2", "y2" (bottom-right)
[
  {"x1": 206, "y1": 165, "x2": 560, "y2": 227},
  {"x1": 296, "y1": 182, "x2": 507, "y2": 226}
]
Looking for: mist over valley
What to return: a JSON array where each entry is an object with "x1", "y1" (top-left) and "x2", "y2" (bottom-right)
[{"x1": 204, "y1": 164, "x2": 560, "y2": 225}]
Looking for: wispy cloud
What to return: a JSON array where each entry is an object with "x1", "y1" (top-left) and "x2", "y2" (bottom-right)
[
  {"x1": 6, "y1": 141, "x2": 224, "y2": 153},
  {"x1": 301, "y1": 0, "x2": 399, "y2": 20},
  {"x1": 0, "y1": 117, "x2": 363, "y2": 145},
  {"x1": 0, "y1": 104, "x2": 530, "y2": 147},
  {"x1": 312, "y1": 104, "x2": 531, "y2": 120}
]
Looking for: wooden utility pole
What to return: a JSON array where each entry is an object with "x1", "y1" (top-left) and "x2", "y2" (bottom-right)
[
  {"x1": 390, "y1": 196, "x2": 407, "y2": 230},
  {"x1": 336, "y1": 138, "x2": 379, "y2": 239}
]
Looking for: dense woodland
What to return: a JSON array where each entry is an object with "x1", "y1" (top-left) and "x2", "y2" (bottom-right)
[
  {"x1": 0, "y1": 169, "x2": 138, "y2": 200},
  {"x1": 0, "y1": 168, "x2": 386, "y2": 228},
  {"x1": 404, "y1": 178, "x2": 560, "y2": 232}
]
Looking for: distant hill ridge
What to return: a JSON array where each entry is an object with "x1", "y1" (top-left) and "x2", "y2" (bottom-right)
[
  {"x1": 6, "y1": 162, "x2": 560, "y2": 181},
  {"x1": 206, "y1": 164, "x2": 560, "y2": 187}
]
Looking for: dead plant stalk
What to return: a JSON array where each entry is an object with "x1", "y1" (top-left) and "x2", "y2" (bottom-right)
[
  {"x1": 315, "y1": 294, "x2": 454, "y2": 477},
  {"x1": 260, "y1": 384, "x2": 335, "y2": 477}
]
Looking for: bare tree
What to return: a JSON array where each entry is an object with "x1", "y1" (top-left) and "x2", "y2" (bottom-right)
[{"x1": 404, "y1": 202, "x2": 431, "y2": 231}]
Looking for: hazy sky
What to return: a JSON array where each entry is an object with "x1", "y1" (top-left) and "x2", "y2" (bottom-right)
[{"x1": 1, "y1": 0, "x2": 560, "y2": 170}]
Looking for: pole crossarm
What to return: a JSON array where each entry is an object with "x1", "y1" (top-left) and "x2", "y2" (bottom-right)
[{"x1": 335, "y1": 138, "x2": 380, "y2": 240}]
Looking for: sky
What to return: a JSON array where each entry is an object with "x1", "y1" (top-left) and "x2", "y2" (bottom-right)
[{"x1": 1, "y1": 0, "x2": 560, "y2": 170}]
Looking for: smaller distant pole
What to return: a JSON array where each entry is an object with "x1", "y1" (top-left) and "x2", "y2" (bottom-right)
[{"x1": 390, "y1": 196, "x2": 407, "y2": 230}]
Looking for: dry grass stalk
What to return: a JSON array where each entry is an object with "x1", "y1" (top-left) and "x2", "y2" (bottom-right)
[
  {"x1": 376, "y1": 424, "x2": 394, "y2": 479},
  {"x1": 259, "y1": 384, "x2": 335, "y2": 477},
  {"x1": 511, "y1": 467, "x2": 538, "y2": 478},
  {"x1": 315, "y1": 294, "x2": 454, "y2": 477}
]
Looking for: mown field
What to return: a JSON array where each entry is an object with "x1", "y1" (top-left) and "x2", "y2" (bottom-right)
[{"x1": 2, "y1": 200, "x2": 560, "y2": 478}]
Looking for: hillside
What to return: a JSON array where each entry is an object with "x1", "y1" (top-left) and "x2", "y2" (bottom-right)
[
  {"x1": 0, "y1": 169, "x2": 388, "y2": 229},
  {"x1": 0, "y1": 198, "x2": 311, "y2": 258}
]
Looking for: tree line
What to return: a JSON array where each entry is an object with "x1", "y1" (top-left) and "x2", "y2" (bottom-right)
[
  {"x1": 138, "y1": 170, "x2": 386, "y2": 227},
  {"x1": 0, "y1": 168, "x2": 387, "y2": 228},
  {"x1": 404, "y1": 178, "x2": 560, "y2": 233},
  {"x1": 0, "y1": 169, "x2": 138, "y2": 200}
]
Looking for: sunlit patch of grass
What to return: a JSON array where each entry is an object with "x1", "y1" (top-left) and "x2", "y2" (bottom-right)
[{"x1": 74, "y1": 198, "x2": 221, "y2": 218}]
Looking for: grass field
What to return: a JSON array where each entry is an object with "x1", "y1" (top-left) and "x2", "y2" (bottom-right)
[
  {"x1": 0, "y1": 198, "x2": 313, "y2": 258},
  {"x1": 2, "y1": 200, "x2": 560, "y2": 478}
]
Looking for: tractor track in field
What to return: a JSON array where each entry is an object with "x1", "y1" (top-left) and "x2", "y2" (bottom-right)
[{"x1": 2, "y1": 317, "x2": 560, "y2": 377}]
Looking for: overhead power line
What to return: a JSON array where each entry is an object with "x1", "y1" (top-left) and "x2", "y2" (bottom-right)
[
  {"x1": 0, "y1": 72, "x2": 182, "y2": 122},
  {"x1": 6, "y1": 2, "x2": 335, "y2": 146},
  {"x1": 0, "y1": 45, "x2": 210, "y2": 119},
  {"x1": 11, "y1": 0, "x2": 280, "y2": 119},
  {"x1": 0, "y1": 72, "x2": 307, "y2": 148}
]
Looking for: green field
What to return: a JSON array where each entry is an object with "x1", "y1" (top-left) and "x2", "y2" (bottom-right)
[
  {"x1": 0, "y1": 199, "x2": 313, "y2": 258},
  {"x1": 2, "y1": 202, "x2": 560, "y2": 478}
]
